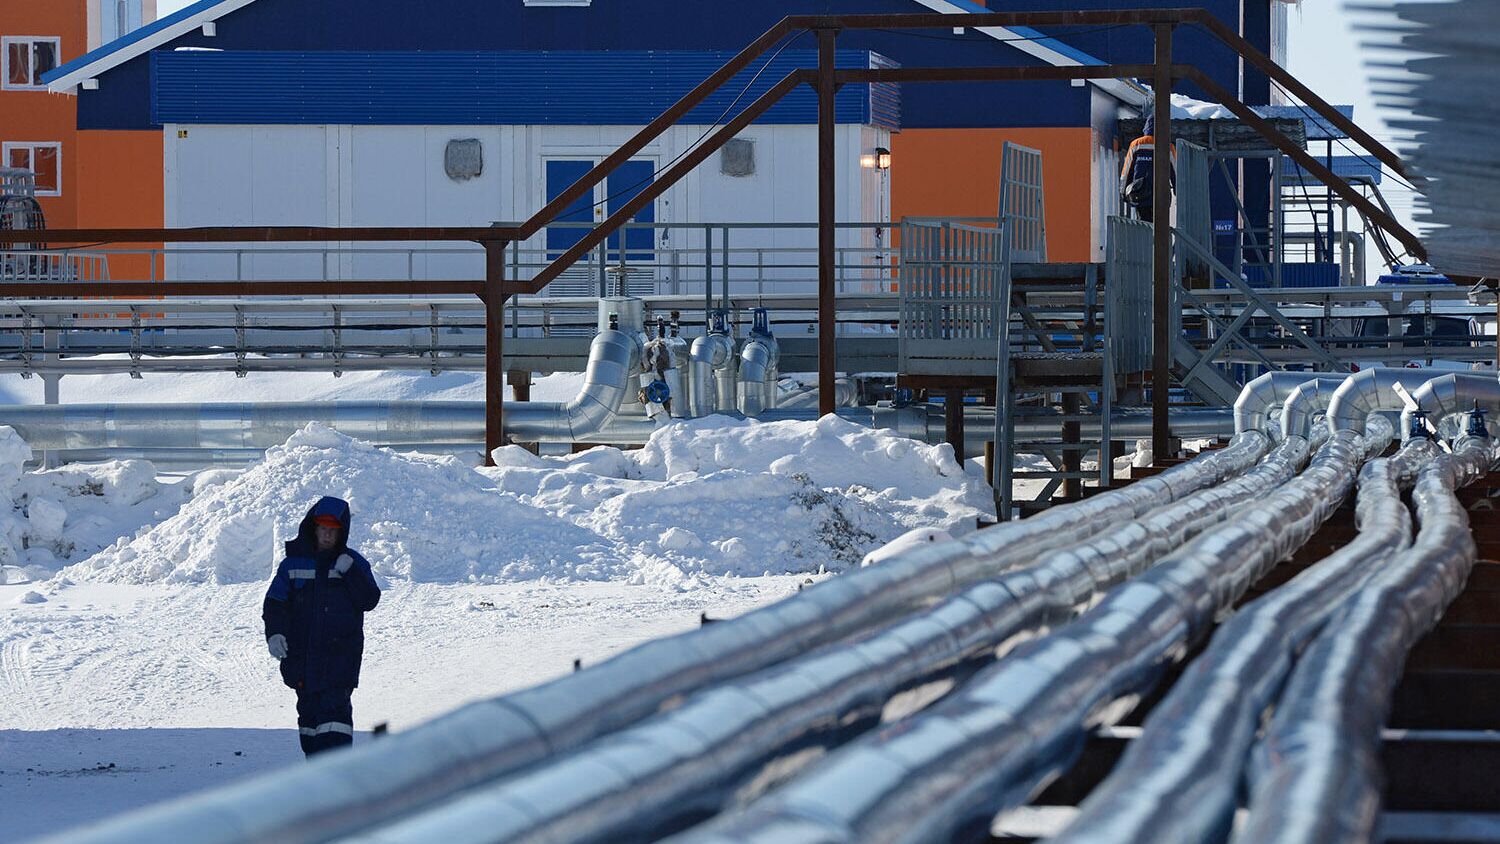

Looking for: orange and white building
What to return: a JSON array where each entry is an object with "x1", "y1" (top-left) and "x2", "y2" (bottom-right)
[{"x1": 2, "y1": 0, "x2": 161, "y2": 247}]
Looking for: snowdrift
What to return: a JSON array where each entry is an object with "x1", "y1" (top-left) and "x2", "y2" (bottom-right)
[{"x1": 64, "y1": 416, "x2": 993, "y2": 586}]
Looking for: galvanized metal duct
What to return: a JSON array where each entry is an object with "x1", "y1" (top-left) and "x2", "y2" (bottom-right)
[
  {"x1": 506, "y1": 328, "x2": 642, "y2": 443},
  {"x1": 1234, "y1": 372, "x2": 1347, "y2": 437},
  {"x1": 1234, "y1": 433, "x2": 1499, "y2": 844},
  {"x1": 0, "y1": 404, "x2": 1237, "y2": 456},
  {"x1": 1280, "y1": 376, "x2": 1353, "y2": 441},
  {"x1": 49, "y1": 433, "x2": 1266, "y2": 844},
  {"x1": 666, "y1": 433, "x2": 1364, "y2": 844},
  {"x1": 736, "y1": 337, "x2": 779, "y2": 417},
  {"x1": 1399, "y1": 372, "x2": 1500, "y2": 442},
  {"x1": 1325, "y1": 367, "x2": 1456, "y2": 435},
  {"x1": 1050, "y1": 433, "x2": 1425, "y2": 844},
  {"x1": 342, "y1": 438, "x2": 1306, "y2": 844},
  {"x1": 688, "y1": 332, "x2": 738, "y2": 416}
]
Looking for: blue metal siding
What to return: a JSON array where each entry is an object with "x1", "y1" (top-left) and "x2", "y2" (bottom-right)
[
  {"x1": 74, "y1": 0, "x2": 1265, "y2": 131},
  {"x1": 150, "y1": 49, "x2": 897, "y2": 128}
]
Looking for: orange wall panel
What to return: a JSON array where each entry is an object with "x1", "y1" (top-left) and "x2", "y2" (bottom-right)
[
  {"x1": 890, "y1": 127, "x2": 1094, "y2": 263},
  {"x1": 76, "y1": 130, "x2": 164, "y2": 280}
]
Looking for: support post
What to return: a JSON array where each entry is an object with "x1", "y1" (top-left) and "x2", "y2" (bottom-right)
[
  {"x1": 1151, "y1": 24, "x2": 1175, "y2": 462},
  {"x1": 945, "y1": 389, "x2": 965, "y2": 467},
  {"x1": 484, "y1": 240, "x2": 510, "y2": 465},
  {"x1": 817, "y1": 27, "x2": 839, "y2": 418}
]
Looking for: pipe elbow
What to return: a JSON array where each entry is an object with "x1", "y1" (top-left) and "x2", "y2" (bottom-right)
[
  {"x1": 738, "y1": 339, "x2": 776, "y2": 416},
  {"x1": 1234, "y1": 372, "x2": 1334, "y2": 436},
  {"x1": 1402, "y1": 373, "x2": 1500, "y2": 442}
]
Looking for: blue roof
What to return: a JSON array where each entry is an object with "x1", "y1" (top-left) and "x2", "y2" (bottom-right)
[{"x1": 42, "y1": 0, "x2": 237, "y2": 87}]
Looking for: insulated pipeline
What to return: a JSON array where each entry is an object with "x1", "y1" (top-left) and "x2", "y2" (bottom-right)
[
  {"x1": 1325, "y1": 366, "x2": 1457, "y2": 435},
  {"x1": 48, "y1": 430, "x2": 1265, "y2": 844},
  {"x1": 667, "y1": 434, "x2": 1362, "y2": 844},
  {"x1": 1234, "y1": 372, "x2": 1348, "y2": 437},
  {"x1": 1399, "y1": 372, "x2": 1500, "y2": 442},
  {"x1": 1050, "y1": 429, "x2": 1424, "y2": 844},
  {"x1": 1234, "y1": 434, "x2": 1499, "y2": 844},
  {"x1": 343, "y1": 436, "x2": 1302, "y2": 844}
]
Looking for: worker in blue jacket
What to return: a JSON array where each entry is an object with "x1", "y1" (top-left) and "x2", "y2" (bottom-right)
[{"x1": 263, "y1": 496, "x2": 381, "y2": 757}]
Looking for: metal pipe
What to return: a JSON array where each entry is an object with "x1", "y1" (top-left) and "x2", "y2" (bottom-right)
[
  {"x1": 345, "y1": 437, "x2": 1301, "y2": 844},
  {"x1": 689, "y1": 332, "x2": 737, "y2": 417},
  {"x1": 775, "y1": 378, "x2": 858, "y2": 410},
  {"x1": 737, "y1": 337, "x2": 778, "y2": 417},
  {"x1": 485, "y1": 328, "x2": 641, "y2": 445},
  {"x1": 52, "y1": 434, "x2": 1266, "y2": 844},
  {"x1": 1325, "y1": 366, "x2": 1455, "y2": 435},
  {"x1": 1399, "y1": 372, "x2": 1500, "y2": 442},
  {"x1": 1233, "y1": 372, "x2": 1347, "y2": 437},
  {"x1": 1051, "y1": 433, "x2": 1425, "y2": 844},
  {"x1": 1279, "y1": 376, "x2": 1349, "y2": 440},
  {"x1": 1234, "y1": 434, "x2": 1498, "y2": 844},
  {"x1": 677, "y1": 433, "x2": 1364, "y2": 844}
]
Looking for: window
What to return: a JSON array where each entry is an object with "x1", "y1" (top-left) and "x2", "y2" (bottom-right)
[
  {"x1": 3, "y1": 143, "x2": 62, "y2": 196},
  {"x1": 3, "y1": 37, "x2": 60, "y2": 90}
]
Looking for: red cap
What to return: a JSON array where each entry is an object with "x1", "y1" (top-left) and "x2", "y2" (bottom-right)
[{"x1": 313, "y1": 515, "x2": 342, "y2": 529}]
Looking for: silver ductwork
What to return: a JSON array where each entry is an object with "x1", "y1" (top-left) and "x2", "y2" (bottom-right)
[
  {"x1": 505, "y1": 328, "x2": 642, "y2": 443},
  {"x1": 776, "y1": 378, "x2": 859, "y2": 410},
  {"x1": 737, "y1": 338, "x2": 778, "y2": 416},
  {"x1": 347, "y1": 437, "x2": 1308, "y2": 844},
  {"x1": 1235, "y1": 434, "x2": 1498, "y2": 844},
  {"x1": 1052, "y1": 434, "x2": 1427, "y2": 844},
  {"x1": 676, "y1": 432, "x2": 1362, "y2": 844},
  {"x1": 1233, "y1": 372, "x2": 1347, "y2": 436},
  {"x1": 0, "y1": 403, "x2": 1237, "y2": 461},
  {"x1": 53, "y1": 433, "x2": 1267, "y2": 844},
  {"x1": 1279, "y1": 376, "x2": 1348, "y2": 441},
  {"x1": 689, "y1": 332, "x2": 738, "y2": 417},
  {"x1": 1400, "y1": 372, "x2": 1500, "y2": 441},
  {"x1": 1325, "y1": 366, "x2": 1455, "y2": 435},
  {"x1": 737, "y1": 308, "x2": 779, "y2": 417}
]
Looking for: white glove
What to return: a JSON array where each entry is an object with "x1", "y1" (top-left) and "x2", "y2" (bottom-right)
[
  {"x1": 267, "y1": 634, "x2": 288, "y2": 661},
  {"x1": 334, "y1": 554, "x2": 354, "y2": 575}
]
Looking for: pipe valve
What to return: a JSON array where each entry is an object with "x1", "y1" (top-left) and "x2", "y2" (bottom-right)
[{"x1": 1468, "y1": 402, "x2": 1489, "y2": 438}]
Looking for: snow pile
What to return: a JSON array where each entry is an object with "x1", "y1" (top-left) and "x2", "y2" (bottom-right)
[
  {"x1": 68, "y1": 424, "x2": 612, "y2": 585},
  {"x1": 0, "y1": 425, "x2": 184, "y2": 579},
  {"x1": 487, "y1": 415, "x2": 994, "y2": 583},
  {"x1": 64, "y1": 416, "x2": 992, "y2": 587}
]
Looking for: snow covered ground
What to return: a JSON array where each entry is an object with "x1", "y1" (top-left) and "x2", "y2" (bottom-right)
[{"x1": 0, "y1": 407, "x2": 993, "y2": 842}]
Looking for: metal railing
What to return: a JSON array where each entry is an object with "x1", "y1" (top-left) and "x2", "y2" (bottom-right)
[
  {"x1": 999, "y1": 142, "x2": 1047, "y2": 263},
  {"x1": 897, "y1": 218, "x2": 1011, "y2": 377}
]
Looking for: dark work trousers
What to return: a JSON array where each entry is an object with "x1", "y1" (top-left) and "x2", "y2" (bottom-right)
[{"x1": 296, "y1": 687, "x2": 354, "y2": 758}]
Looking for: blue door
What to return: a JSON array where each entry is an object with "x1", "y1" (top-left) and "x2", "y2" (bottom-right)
[{"x1": 545, "y1": 159, "x2": 655, "y2": 297}]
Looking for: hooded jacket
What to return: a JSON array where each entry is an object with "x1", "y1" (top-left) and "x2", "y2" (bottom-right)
[{"x1": 263, "y1": 497, "x2": 381, "y2": 693}]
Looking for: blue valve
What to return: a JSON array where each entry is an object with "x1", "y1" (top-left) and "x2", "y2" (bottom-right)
[
  {"x1": 751, "y1": 307, "x2": 772, "y2": 337},
  {"x1": 644, "y1": 379, "x2": 672, "y2": 405},
  {"x1": 1468, "y1": 404, "x2": 1489, "y2": 438},
  {"x1": 1409, "y1": 409, "x2": 1431, "y2": 440}
]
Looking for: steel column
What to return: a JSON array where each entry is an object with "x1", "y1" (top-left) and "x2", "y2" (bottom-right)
[
  {"x1": 817, "y1": 27, "x2": 839, "y2": 418},
  {"x1": 484, "y1": 241, "x2": 509, "y2": 465},
  {"x1": 1152, "y1": 25, "x2": 1175, "y2": 461}
]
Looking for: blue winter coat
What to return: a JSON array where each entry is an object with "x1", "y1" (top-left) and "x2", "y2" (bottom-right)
[{"x1": 262, "y1": 497, "x2": 381, "y2": 693}]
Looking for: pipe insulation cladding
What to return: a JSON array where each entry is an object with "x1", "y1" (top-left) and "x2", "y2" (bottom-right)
[
  {"x1": 339, "y1": 436, "x2": 1306, "y2": 844},
  {"x1": 1234, "y1": 433, "x2": 1500, "y2": 844},
  {"x1": 43, "y1": 433, "x2": 1266, "y2": 844},
  {"x1": 670, "y1": 431, "x2": 1366, "y2": 844},
  {"x1": 1051, "y1": 429, "x2": 1427, "y2": 844},
  {"x1": 1399, "y1": 372, "x2": 1500, "y2": 442}
]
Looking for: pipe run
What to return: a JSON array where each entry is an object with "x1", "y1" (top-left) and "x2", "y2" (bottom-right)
[
  {"x1": 0, "y1": 404, "x2": 1238, "y2": 458},
  {"x1": 49, "y1": 434, "x2": 1267, "y2": 844},
  {"x1": 346, "y1": 435, "x2": 1303, "y2": 844},
  {"x1": 1279, "y1": 376, "x2": 1347, "y2": 441},
  {"x1": 1325, "y1": 366, "x2": 1457, "y2": 435},
  {"x1": 688, "y1": 331, "x2": 738, "y2": 417},
  {"x1": 736, "y1": 337, "x2": 779, "y2": 416},
  {"x1": 505, "y1": 328, "x2": 642, "y2": 443},
  {"x1": 1052, "y1": 430, "x2": 1424, "y2": 844},
  {"x1": 1234, "y1": 433, "x2": 1498, "y2": 844},
  {"x1": 1233, "y1": 371, "x2": 1348, "y2": 437},
  {"x1": 670, "y1": 433, "x2": 1368, "y2": 844},
  {"x1": 1399, "y1": 372, "x2": 1500, "y2": 442}
]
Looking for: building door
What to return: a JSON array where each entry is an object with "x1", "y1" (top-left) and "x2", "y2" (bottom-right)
[{"x1": 544, "y1": 158, "x2": 656, "y2": 301}]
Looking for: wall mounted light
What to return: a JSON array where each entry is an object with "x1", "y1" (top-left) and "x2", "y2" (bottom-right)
[{"x1": 860, "y1": 147, "x2": 892, "y2": 170}]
